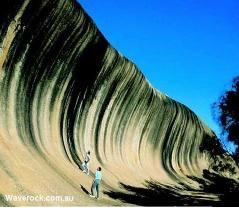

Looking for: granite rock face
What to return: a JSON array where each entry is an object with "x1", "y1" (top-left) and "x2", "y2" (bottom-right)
[{"x1": 0, "y1": 0, "x2": 238, "y2": 206}]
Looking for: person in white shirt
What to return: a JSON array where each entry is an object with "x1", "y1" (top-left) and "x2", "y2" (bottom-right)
[{"x1": 81, "y1": 151, "x2": 90, "y2": 175}]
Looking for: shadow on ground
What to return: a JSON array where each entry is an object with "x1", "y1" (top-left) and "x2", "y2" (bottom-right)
[
  {"x1": 187, "y1": 170, "x2": 239, "y2": 206},
  {"x1": 104, "y1": 170, "x2": 239, "y2": 206},
  {"x1": 80, "y1": 185, "x2": 90, "y2": 196}
]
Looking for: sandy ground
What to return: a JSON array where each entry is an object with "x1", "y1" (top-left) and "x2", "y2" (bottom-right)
[{"x1": 0, "y1": 134, "x2": 135, "y2": 206}]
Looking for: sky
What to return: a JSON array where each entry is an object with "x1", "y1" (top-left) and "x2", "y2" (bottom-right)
[{"x1": 78, "y1": 0, "x2": 239, "y2": 153}]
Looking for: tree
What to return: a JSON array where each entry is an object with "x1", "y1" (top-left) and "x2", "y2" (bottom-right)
[{"x1": 213, "y1": 76, "x2": 239, "y2": 161}]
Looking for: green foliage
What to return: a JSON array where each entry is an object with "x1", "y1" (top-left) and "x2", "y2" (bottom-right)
[
  {"x1": 199, "y1": 133, "x2": 225, "y2": 157},
  {"x1": 213, "y1": 76, "x2": 239, "y2": 160}
]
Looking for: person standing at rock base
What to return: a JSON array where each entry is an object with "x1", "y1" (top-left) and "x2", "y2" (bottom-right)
[{"x1": 90, "y1": 167, "x2": 102, "y2": 199}]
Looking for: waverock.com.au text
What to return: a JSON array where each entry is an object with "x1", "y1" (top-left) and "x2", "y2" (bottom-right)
[{"x1": 4, "y1": 194, "x2": 74, "y2": 202}]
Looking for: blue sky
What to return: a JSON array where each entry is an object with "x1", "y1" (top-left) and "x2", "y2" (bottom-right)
[{"x1": 78, "y1": 0, "x2": 239, "y2": 153}]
